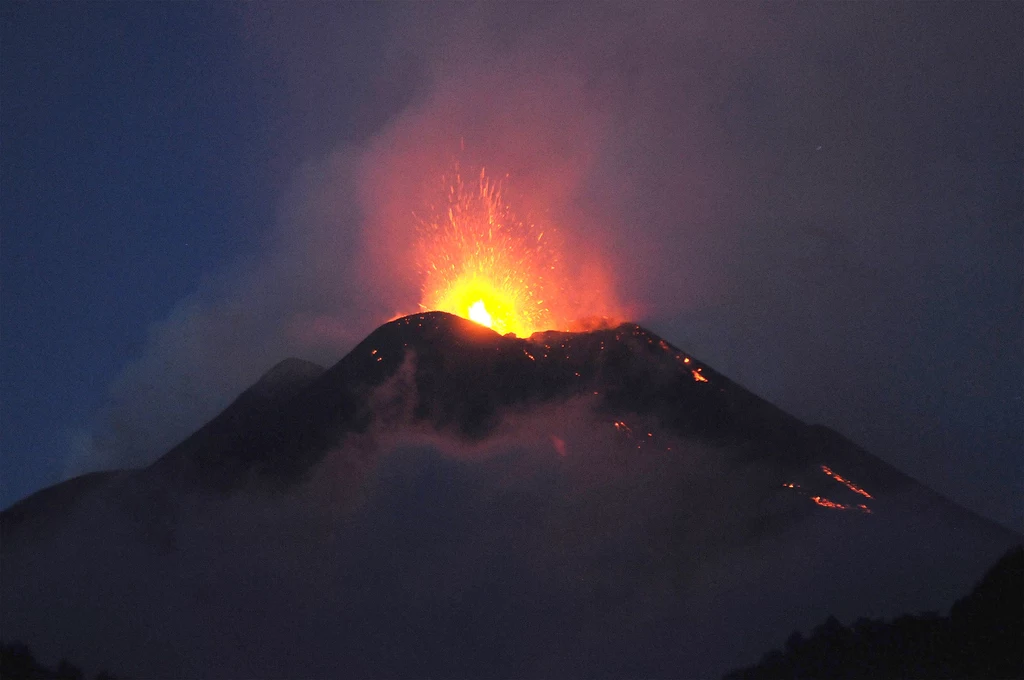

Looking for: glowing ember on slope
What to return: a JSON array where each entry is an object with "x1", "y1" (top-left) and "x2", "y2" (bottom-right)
[
  {"x1": 416, "y1": 168, "x2": 560, "y2": 336},
  {"x1": 811, "y1": 496, "x2": 872, "y2": 514},
  {"x1": 821, "y1": 465, "x2": 873, "y2": 499},
  {"x1": 782, "y1": 479, "x2": 873, "y2": 514}
]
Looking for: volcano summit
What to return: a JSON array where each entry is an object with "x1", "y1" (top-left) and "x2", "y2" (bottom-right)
[{"x1": 2, "y1": 313, "x2": 1019, "y2": 678}]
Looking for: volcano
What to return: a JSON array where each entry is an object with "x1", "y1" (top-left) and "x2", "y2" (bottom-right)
[{"x1": 2, "y1": 312, "x2": 1019, "y2": 678}]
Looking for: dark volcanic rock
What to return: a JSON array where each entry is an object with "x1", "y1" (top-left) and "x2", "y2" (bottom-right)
[
  {"x1": 148, "y1": 312, "x2": 909, "y2": 499},
  {"x1": 1, "y1": 312, "x2": 1019, "y2": 679}
]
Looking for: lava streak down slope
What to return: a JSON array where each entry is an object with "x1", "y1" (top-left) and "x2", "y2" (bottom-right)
[{"x1": 2, "y1": 313, "x2": 1019, "y2": 679}]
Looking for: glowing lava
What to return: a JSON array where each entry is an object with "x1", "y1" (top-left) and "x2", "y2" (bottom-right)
[
  {"x1": 416, "y1": 168, "x2": 560, "y2": 336},
  {"x1": 821, "y1": 465, "x2": 873, "y2": 499},
  {"x1": 467, "y1": 300, "x2": 493, "y2": 328},
  {"x1": 811, "y1": 496, "x2": 872, "y2": 514}
]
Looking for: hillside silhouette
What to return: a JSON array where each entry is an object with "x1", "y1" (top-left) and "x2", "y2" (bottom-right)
[
  {"x1": 725, "y1": 545, "x2": 1024, "y2": 679},
  {"x1": 0, "y1": 642, "x2": 119, "y2": 680}
]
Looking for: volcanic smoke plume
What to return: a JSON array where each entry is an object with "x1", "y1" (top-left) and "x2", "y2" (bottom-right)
[
  {"x1": 416, "y1": 166, "x2": 564, "y2": 337},
  {"x1": 415, "y1": 165, "x2": 622, "y2": 336}
]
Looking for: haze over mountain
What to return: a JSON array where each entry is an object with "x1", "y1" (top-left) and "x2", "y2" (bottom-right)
[{"x1": 2, "y1": 313, "x2": 1019, "y2": 679}]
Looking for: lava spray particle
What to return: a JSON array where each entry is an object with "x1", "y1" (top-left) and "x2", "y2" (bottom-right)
[{"x1": 416, "y1": 167, "x2": 562, "y2": 336}]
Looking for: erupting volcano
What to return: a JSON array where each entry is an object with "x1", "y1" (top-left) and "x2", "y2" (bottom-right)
[
  {"x1": 1, "y1": 166, "x2": 1018, "y2": 680},
  {"x1": 416, "y1": 168, "x2": 568, "y2": 336}
]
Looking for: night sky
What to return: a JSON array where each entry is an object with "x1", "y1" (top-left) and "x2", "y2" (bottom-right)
[{"x1": 2, "y1": 3, "x2": 1020, "y2": 529}]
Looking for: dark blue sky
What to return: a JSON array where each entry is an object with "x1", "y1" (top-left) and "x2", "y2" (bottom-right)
[
  {"x1": 2, "y1": 3, "x2": 1021, "y2": 528},
  {"x1": 2, "y1": 4, "x2": 270, "y2": 504},
  {"x1": 1, "y1": 3, "x2": 410, "y2": 505}
]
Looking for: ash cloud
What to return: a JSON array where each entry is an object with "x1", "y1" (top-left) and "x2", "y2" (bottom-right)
[{"x1": 73, "y1": 4, "x2": 1021, "y2": 528}]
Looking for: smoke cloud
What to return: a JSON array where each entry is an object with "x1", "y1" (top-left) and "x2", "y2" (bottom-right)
[{"x1": 71, "y1": 4, "x2": 1021, "y2": 528}]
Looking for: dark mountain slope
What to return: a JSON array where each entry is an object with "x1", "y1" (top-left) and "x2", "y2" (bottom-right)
[
  {"x1": 1, "y1": 312, "x2": 1018, "y2": 679},
  {"x1": 144, "y1": 357, "x2": 325, "y2": 488},
  {"x1": 148, "y1": 312, "x2": 911, "y2": 501},
  {"x1": 0, "y1": 470, "x2": 121, "y2": 544}
]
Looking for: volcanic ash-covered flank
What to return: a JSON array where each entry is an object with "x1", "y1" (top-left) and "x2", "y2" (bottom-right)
[{"x1": 2, "y1": 311, "x2": 1020, "y2": 680}]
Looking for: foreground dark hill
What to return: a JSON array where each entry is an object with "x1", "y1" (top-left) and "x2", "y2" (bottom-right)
[
  {"x1": 2, "y1": 312, "x2": 1019, "y2": 679},
  {"x1": 726, "y1": 546, "x2": 1024, "y2": 679}
]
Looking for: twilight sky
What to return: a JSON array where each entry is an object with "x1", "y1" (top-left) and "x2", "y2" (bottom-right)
[{"x1": 2, "y1": 3, "x2": 1020, "y2": 529}]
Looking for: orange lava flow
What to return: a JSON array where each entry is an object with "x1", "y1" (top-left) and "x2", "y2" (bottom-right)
[
  {"x1": 416, "y1": 168, "x2": 561, "y2": 337},
  {"x1": 811, "y1": 495, "x2": 872, "y2": 514},
  {"x1": 821, "y1": 465, "x2": 873, "y2": 499}
]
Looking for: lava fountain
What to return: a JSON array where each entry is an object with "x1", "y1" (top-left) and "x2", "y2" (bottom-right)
[{"x1": 416, "y1": 168, "x2": 564, "y2": 336}]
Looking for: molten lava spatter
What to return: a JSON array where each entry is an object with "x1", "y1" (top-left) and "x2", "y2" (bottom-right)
[
  {"x1": 416, "y1": 168, "x2": 561, "y2": 336},
  {"x1": 821, "y1": 465, "x2": 873, "y2": 499},
  {"x1": 467, "y1": 300, "x2": 493, "y2": 328},
  {"x1": 811, "y1": 496, "x2": 872, "y2": 514},
  {"x1": 781, "y1": 463, "x2": 875, "y2": 514}
]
